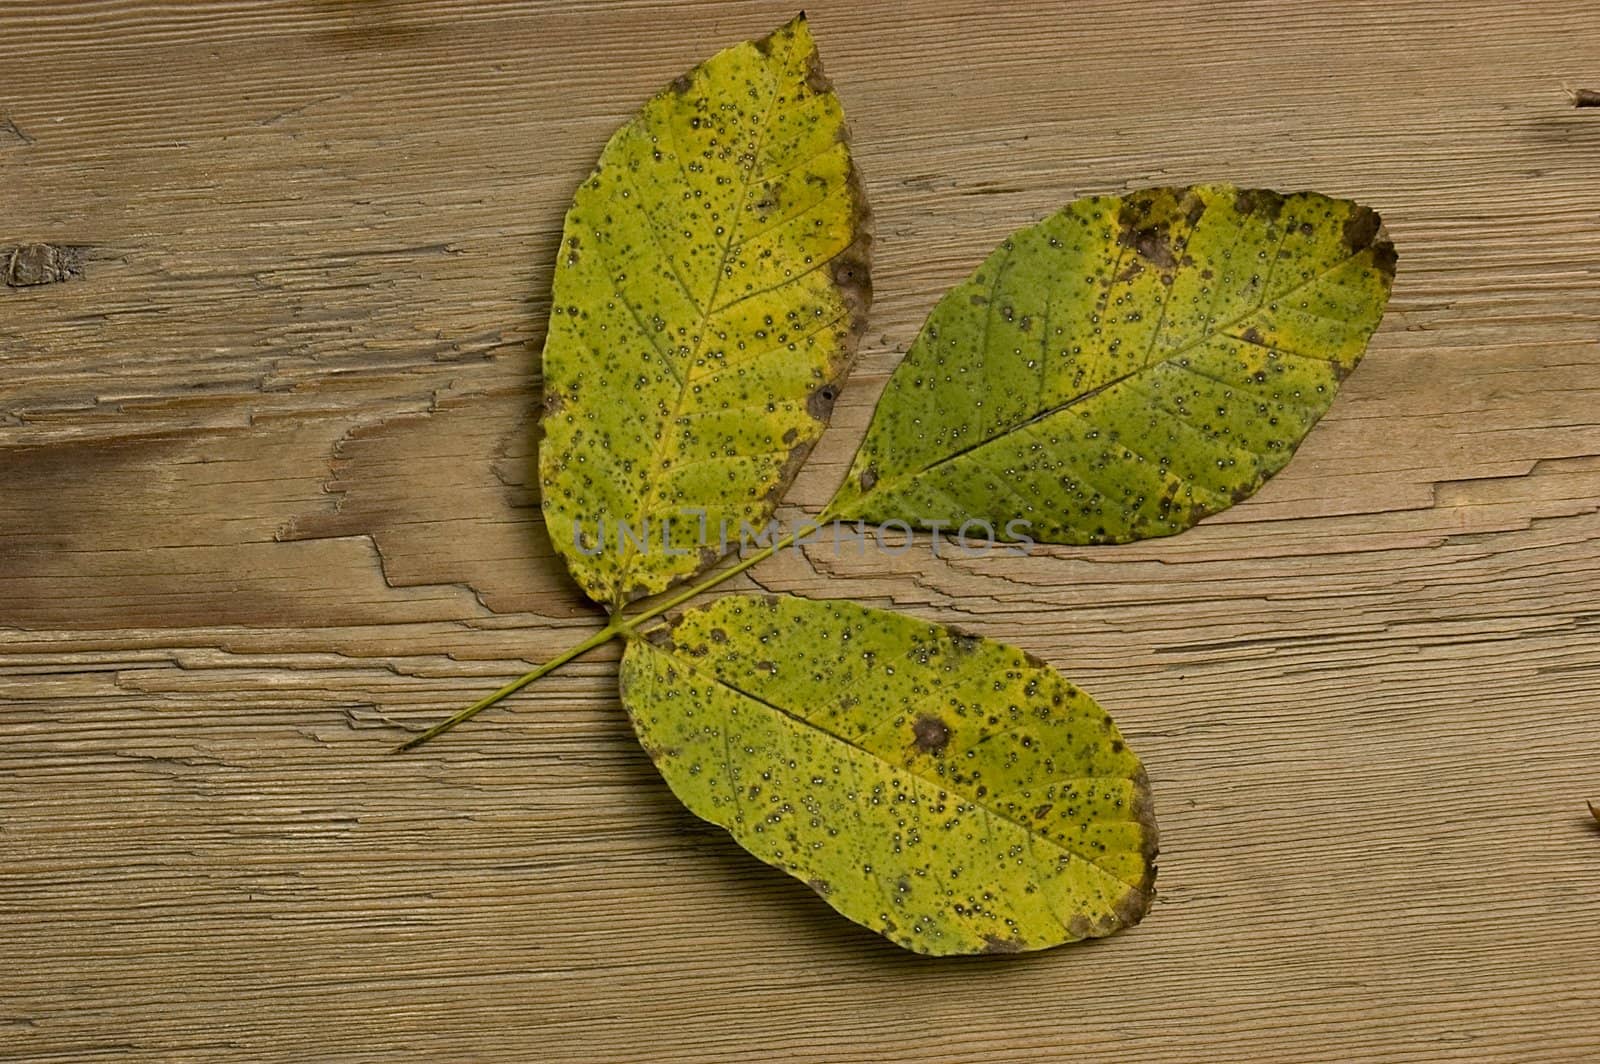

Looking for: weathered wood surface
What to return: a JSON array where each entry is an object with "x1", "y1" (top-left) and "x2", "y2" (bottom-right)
[{"x1": 4, "y1": 1, "x2": 1599, "y2": 1060}]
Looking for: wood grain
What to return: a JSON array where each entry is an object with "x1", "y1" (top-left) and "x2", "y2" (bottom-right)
[{"x1": 4, "y1": 1, "x2": 1599, "y2": 1060}]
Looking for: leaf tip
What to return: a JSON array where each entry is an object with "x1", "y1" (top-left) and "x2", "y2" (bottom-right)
[
  {"x1": 1588, "y1": 799, "x2": 1599, "y2": 825},
  {"x1": 761, "y1": 11, "x2": 813, "y2": 53}
]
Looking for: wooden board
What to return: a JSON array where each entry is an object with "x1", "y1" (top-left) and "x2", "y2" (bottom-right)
[{"x1": 4, "y1": 1, "x2": 1599, "y2": 1059}]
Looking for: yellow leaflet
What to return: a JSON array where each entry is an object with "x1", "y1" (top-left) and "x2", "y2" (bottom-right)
[
  {"x1": 540, "y1": 15, "x2": 871, "y2": 608},
  {"x1": 829, "y1": 185, "x2": 1395, "y2": 543},
  {"x1": 620, "y1": 595, "x2": 1157, "y2": 956}
]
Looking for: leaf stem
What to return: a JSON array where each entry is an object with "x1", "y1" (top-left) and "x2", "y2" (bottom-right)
[
  {"x1": 615, "y1": 517, "x2": 823, "y2": 637},
  {"x1": 391, "y1": 622, "x2": 621, "y2": 753},
  {"x1": 393, "y1": 515, "x2": 830, "y2": 752}
]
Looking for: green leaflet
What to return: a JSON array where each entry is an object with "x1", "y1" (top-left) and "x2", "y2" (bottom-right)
[
  {"x1": 827, "y1": 185, "x2": 1395, "y2": 543},
  {"x1": 620, "y1": 595, "x2": 1157, "y2": 956},
  {"x1": 538, "y1": 15, "x2": 871, "y2": 609}
]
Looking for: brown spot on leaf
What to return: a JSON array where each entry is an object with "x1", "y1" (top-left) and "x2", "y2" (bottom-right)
[
  {"x1": 1113, "y1": 879, "x2": 1156, "y2": 927},
  {"x1": 1369, "y1": 235, "x2": 1398, "y2": 279},
  {"x1": 1227, "y1": 481, "x2": 1258, "y2": 504},
  {"x1": 980, "y1": 935, "x2": 1023, "y2": 954},
  {"x1": 949, "y1": 629, "x2": 981, "y2": 654},
  {"x1": 912, "y1": 714, "x2": 950, "y2": 752},
  {"x1": 800, "y1": 29, "x2": 833, "y2": 96},
  {"x1": 832, "y1": 253, "x2": 867, "y2": 304},
  {"x1": 806, "y1": 383, "x2": 838, "y2": 420},
  {"x1": 708, "y1": 627, "x2": 728, "y2": 643},
  {"x1": 835, "y1": 228, "x2": 874, "y2": 343},
  {"x1": 858, "y1": 464, "x2": 878, "y2": 492},
  {"x1": 1341, "y1": 205, "x2": 1383, "y2": 254},
  {"x1": 762, "y1": 441, "x2": 811, "y2": 506},
  {"x1": 1068, "y1": 915, "x2": 1091, "y2": 939},
  {"x1": 1233, "y1": 187, "x2": 1285, "y2": 220},
  {"x1": 1116, "y1": 218, "x2": 1177, "y2": 271}
]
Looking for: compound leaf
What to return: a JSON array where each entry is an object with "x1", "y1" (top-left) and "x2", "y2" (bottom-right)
[
  {"x1": 619, "y1": 594, "x2": 1157, "y2": 956},
  {"x1": 827, "y1": 185, "x2": 1394, "y2": 543},
  {"x1": 540, "y1": 15, "x2": 871, "y2": 608}
]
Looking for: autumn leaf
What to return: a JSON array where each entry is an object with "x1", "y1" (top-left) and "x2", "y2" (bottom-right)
[
  {"x1": 411, "y1": 26, "x2": 1410, "y2": 972},
  {"x1": 827, "y1": 185, "x2": 1394, "y2": 544},
  {"x1": 539, "y1": 14, "x2": 871, "y2": 609},
  {"x1": 619, "y1": 595, "x2": 1156, "y2": 956}
]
